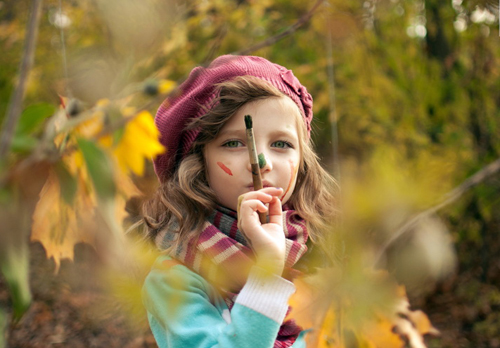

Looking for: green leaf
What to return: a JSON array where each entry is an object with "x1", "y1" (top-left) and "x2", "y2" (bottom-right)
[
  {"x1": 10, "y1": 135, "x2": 38, "y2": 153},
  {"x1": 15, "y1": 103, "x2": 55, "y2": 136},
  {"x1": 0, "y1": 305, "x2": 6, "y2": 348},
  {"x1": 76, "y1": 138, "x2": 116, "y2": 201},
  {"x1": 113, "y1": 127, "x2": 125, "y2": 146},
  {"x1": 0, "y1": 243, "x2": 31, "y2": 322},
  {"x1": 9, "y1": 104, "x2": 56, "y2": 154},
  {"x1": 54, "y1": 162, "x2": 78, "y2": 205}
]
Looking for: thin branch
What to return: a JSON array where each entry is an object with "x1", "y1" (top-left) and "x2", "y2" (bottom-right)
[
  {"x1": 374, "y1": 156, "x2": 500, "y2": 266},
  {"x1": 202, "y1": 24, "x2": 228, "y2": 66},
  {"x1": 232, "y1": 0, "x2": 325, "y2": 55},
  {"x1": 0, "y1": 0, "x2": 44, "y2": 159}
]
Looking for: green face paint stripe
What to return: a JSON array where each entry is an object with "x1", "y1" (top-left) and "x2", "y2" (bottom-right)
[{"x1": 258, "y1": 153, "x2": 266, "y2": 169}]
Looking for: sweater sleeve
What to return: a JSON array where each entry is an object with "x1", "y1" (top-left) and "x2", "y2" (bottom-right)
[{"x1": 143, "y1": 256, "x2": 296, "y2": 348}]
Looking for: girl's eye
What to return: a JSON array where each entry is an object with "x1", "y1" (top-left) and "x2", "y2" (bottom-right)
[
  {"x1": 272, "y1": 140, "x2": 293, "y2": 149},
  {"x1": 222, "y1": 140, "x2": 243, "y2": 148}
]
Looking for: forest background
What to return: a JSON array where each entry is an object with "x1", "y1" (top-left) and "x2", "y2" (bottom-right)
[{"x1": 0, "y1": 0, "x2": 499, "y2": 347}]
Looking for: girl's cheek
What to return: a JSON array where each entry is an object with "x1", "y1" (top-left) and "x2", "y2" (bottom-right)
[
  {"x1": 217, "y1": 162, "x2": 233, "y2": 176},
  {"x1": 281, "y1": 159, "x2": 298, "y2": 201}
]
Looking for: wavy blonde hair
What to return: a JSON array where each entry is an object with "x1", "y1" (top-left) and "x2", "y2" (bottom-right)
[{"x1": 142, "y1": 76, "x2": 338, "y2": 250}]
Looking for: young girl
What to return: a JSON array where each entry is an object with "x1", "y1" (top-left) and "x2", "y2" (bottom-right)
[{"x1": 142, "y1": 55, "x2": 337, "y2": 348}]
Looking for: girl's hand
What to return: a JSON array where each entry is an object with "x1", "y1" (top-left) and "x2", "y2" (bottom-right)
[{"x1": 237, "y1": 187, "x2": 285, "y2": 276}]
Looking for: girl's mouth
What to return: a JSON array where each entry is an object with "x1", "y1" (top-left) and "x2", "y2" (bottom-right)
[{"x1": 246, "y1": 181, "x2": 273, "y2": 190}]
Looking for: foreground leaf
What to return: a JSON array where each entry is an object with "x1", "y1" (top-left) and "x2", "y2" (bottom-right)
[
  {"x1": 77, "y1": 138, "x2": 116, "y2": 200},
  {"x1": 290, "y1": 269, "x2": 438, "y2": 348}
]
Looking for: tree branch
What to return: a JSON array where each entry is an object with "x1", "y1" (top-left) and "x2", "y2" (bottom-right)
[
  {"x1": 232, "y1": 0, "x2": 325, "y2": 56},
  {"x1": 374, "y1": 156, "x2": 500, "y2": 266},
  {"x1": 0, "y1": 0, "x2": 44, "y2": 159}
]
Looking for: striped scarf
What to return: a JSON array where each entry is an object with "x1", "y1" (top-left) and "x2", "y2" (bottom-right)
[{"x1": 155, "y1": 206, "x2": 308, "y2": 348}]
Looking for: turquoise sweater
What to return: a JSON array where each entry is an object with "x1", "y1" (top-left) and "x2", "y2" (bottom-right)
[{"x1": 143, "y1": 255, "x2": 307, "y2": 347}]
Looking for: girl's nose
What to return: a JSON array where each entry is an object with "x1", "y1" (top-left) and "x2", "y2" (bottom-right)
[
  {"x1": 258, "y1": 153, "x2": 272, "y2": 173},
  {"x1": 246, "y1": 152, "x2": 273, "y2": 173}
]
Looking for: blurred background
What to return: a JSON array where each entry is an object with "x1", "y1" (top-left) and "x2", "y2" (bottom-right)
[{"x1": 0, "y1": 0, "x2": 499, "y2": 347}]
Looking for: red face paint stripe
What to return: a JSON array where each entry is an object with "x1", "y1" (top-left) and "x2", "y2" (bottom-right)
[{"x1": 217, "y1": 162, "x2": 233, "y2": 176}]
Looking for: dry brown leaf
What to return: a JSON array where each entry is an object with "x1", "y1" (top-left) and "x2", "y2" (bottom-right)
[{"x1": 31, "y1": 171, "x2": 96, "y2": 272}]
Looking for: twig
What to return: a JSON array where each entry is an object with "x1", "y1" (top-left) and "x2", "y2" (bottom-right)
[
  {"x1": 0, "y1": 0, "x2": 44, "y2": 159},
  {"x1": 374, "y1": 156, "x2": 500, "y2": 266},
  {"x1": 232, "y1": 0, "x2": 325, "y2": 55},
  {"x1": 202, "y1": 24, "x2": 228, "y2": 66}
]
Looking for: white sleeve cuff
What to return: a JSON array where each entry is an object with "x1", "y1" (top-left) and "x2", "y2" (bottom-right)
[{"x1": 235, "y1": 266, "x2": 296, "y2": 323}]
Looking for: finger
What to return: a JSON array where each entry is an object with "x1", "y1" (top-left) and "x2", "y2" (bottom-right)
[
  {"x1": 267, "y1": 197, "x2": 283, "y2": 226},
  {"x1": 238, "y1": 200, "x2": 268, "y2": 236},
  {"x1": 237, "y1": 195, "x2": 245, "y2": 216},
  {"x1": 239, "y1": 191, "x2": 274, "y2": 204},
  {"x1": 240, "y1": 199, "x2": 268, "y2": 214},
  {"x1": 256, "y1": 187, "x2": 284, "y2": 197}
]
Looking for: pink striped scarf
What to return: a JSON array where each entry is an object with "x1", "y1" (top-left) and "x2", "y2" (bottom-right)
[{"x1": 155, "y1": 206, "x2": 309, "y2": 348}]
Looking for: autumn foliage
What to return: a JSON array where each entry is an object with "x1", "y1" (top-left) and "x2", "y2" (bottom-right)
[{"x1": 1, "y1": 0, "x2": 500, "y2": 347}]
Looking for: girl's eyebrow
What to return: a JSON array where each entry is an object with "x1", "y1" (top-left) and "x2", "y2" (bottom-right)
[
  {"x1": 217, "y1": 128, "x2": 246, "y2": 138},
  {"x1": 218, "y1": 128, "x2": 299, "y2": 141},
  {"x1": 268, "y1": 129, "x2": 298, "y2": 140}
]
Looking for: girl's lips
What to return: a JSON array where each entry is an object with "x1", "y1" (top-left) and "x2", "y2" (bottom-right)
[{"x1": 246, "y1": 181, "x2": 273, "y2": 190}]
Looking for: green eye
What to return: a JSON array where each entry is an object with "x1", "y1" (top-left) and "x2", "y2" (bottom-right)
[
  {"x1": 272, "y1": 141, "x2": 291, "y2": 149},
  {"x1": 223, "y1": 140, "x2": 242, "y2": 148}
]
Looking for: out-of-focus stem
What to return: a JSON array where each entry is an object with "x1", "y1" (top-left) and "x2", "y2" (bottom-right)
[{"x1": 0, "y1": 0, "x2": 44, "y2": 160}]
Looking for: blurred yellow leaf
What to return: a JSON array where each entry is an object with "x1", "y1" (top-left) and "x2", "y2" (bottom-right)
[
  {"x1": 361, "y1": 317, "x2": 404, "y2": 348},
  {"x1": 158, "y1": 79, "x2": 176, "y2": 94},
  {"x1": 109, "y1": 110, "x2": 165, "y2": 176},
  {"x1": 289, "y1": 269, "x2": 437, "y2": 348}
]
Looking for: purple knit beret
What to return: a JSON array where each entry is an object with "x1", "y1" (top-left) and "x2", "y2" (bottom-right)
[{"x1": 153, "y1": 55, "x2": 313, "y2": 181}]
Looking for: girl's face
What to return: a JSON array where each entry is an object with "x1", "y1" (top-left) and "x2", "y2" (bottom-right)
[{"x1": 204, "y1": 96, "x2": 302, "y2": 211}]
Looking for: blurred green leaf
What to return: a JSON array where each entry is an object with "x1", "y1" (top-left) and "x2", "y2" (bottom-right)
[
  {"x1": 76, "y1": 138, "x2": 116, "y2": 200},
  {"x1": 10, "y1": 135, "x2": 38, "y2": 154},
  {"x1": 14, "y1": 103, "x2": 55, "y2": 136},
  {"x1": 113, "y1": 127, "x2": 125, "y2": 146},
  {"x1": 0, "y1": 243, "x2": 31, "y2": 322},
  {"x1": 0, "y1": 308, "x2": 5, "y2": 348},
  {"x1": 9, "y1": 104, "x2": 55, "y2": 154},
  {"x1": 54, "y1": 162, "x2": 77, "y2": 205}
]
